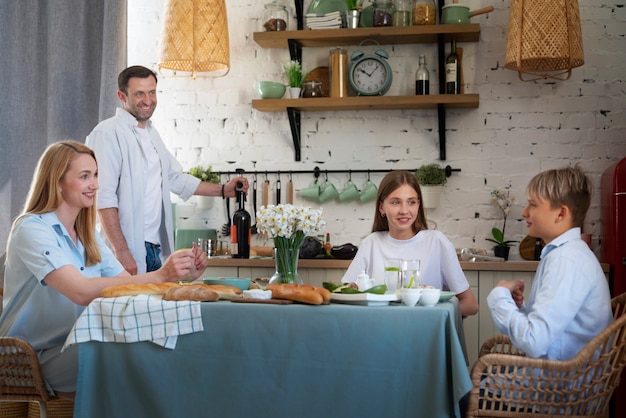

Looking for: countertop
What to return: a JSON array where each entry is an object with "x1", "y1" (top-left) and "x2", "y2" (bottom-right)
[{"x1": 206, "y1": 257, "x2": 611, "y2": 273}]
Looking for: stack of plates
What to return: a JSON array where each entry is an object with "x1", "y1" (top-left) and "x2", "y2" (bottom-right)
[{"x1": 305, "y1": 11, "x2": 343, "y2": 29}]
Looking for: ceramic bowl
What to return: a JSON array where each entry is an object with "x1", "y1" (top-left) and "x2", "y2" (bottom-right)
[
  {"x1": 419, "y1": 288, "x2": 441, "y2": 306},
  {"x1": 203, "y1": 277, "x2": 251, "y2": 291},
  {"x1": 400, "y1": 288, "x2": 421, "y2": 307},
  {"x1": 256, "y1": 81, "x2": 286, "y2": 99}
]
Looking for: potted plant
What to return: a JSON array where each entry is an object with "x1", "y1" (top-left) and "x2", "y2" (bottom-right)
[
  {"x1": 189, "y1": 165, "x2": 220, "y2": 208},
  {"x1": 345, "y1": 0, "x2": 364, "y2": 28},
  {"x1": 415, "y1": 164, "x2": 447, "y2": 208},
  {"x1": 485, "y1": 187, "x2": 518, "y2": 260},
  {"x1": 283, "y1": 60, "x2": 304, "y2": 98}
]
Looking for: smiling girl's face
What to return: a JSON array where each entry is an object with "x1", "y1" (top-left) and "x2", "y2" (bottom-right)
[{"x1": 379, "y1": 184, "x2": 420, "y2": 240}]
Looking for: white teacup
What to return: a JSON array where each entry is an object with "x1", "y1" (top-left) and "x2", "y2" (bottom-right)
[
  {"x1": 400, "y1": 288, "x2": 421, "y2": 307},
  {"x1": 419, "y1": 288, "x2": 441, "y2": 306}
]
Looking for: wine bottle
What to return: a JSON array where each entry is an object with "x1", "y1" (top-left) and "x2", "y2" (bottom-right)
[
  {"x1": 231, "y1": 182, "x2": 251, "y2": 258},
  {"x1": 415, "y1": 54, "x2": 429, "y2": 95},
  {"x1": 445, "y1": 39, "x2": 460, "y2": 94}
]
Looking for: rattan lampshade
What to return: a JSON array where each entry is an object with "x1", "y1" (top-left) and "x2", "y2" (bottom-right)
[
  {"x1": 158, "y1": 0, "x2": 230, "y2": 77},
  {"x1": 505, "y1": 0, "x2": 584, "y2": 81}
]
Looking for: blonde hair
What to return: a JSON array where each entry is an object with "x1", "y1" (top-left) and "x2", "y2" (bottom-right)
[
  {"x1": 372, "y1": 171, "x2": 429, "y2": 234},
  {"x1": 16, "y1": 140, "x2": 101, "y2": 266},
  {"x1": 526, "y1": 165, "x2": 592, "y2": 228}
]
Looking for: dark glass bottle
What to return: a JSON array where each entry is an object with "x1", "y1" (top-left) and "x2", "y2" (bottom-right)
[
  {"x1": 324, "y1": 233, "x2": 331, "y2": 256},
  {"x1": 415, "y1": 54, "x2": 429, "y2": 95},
  {"x1": 445, "y1": 39, "x2": 460, "y2": 94},
  {"x1": 231, "y1": 182, "x2": 251, "y2": 258}
]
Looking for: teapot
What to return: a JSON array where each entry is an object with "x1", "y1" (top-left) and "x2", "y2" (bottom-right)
[{"x1": 356, "y1": 271, "x2": 374, "y2": 291}]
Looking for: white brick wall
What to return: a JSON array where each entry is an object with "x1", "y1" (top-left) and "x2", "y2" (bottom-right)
[{"x1": 128, "y1": 0, "x2": 626, "y2": 259}]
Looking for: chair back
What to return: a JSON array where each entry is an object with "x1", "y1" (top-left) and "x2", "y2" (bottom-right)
[
  {"x1": 468, "y1": 292, "x2": 626, "y2": 417},
  {"x1": 0, "y1": 337, "x2": 52, "y2": 403}
]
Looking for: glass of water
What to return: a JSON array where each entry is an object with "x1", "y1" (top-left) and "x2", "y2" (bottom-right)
[
  {"x1": 402, "y1": 259, "x2": 420, "y2": 289},
  {"x1": 384, "y1": 258, "x2": 402, "y2": 293}
]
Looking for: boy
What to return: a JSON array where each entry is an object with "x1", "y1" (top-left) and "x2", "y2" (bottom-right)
[{"x1": 487, "y1": 166, "x2": 612, "y2": 360}]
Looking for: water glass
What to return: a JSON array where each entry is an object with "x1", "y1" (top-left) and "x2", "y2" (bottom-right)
[
  {"x1": 384, "y1": 258, "x2": 402, "y2": 293},
  {"x1": 402, "y1": 259, "x2": 420, "y2": 289}
]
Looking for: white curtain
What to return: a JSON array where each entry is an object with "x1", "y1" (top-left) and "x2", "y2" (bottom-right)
[{"x1": 0, "y1": 0, "x2": 127, "y2": 255}]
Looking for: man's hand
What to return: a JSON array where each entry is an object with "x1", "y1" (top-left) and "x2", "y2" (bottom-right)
[
  {"x1": 223, "y1": 176, "x2": 249, "y2": 197},
  {"x1": 116, "y1": 248, "x2": 138, "y2": 275}
]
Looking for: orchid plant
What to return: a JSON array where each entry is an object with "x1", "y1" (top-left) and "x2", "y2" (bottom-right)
[
  {"x1": 347, "y1": 0, "x2": 364, "y2": 10},
  {"x1": 486, "y1": 187, "x2": 518, "y2": 248}
]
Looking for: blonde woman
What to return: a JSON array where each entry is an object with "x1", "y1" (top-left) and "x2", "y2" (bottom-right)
[{"x1": 0, "y1": 140, "x2": 208, "y2": 400}]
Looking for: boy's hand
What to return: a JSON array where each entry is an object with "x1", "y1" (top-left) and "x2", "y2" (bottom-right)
[{"x1": 497, "y1": 279, "x2": 525, "y2": 308}]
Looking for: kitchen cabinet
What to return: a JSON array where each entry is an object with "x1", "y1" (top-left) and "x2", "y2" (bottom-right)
[{"x1": 252, "y1": 16, "x2": 481, "y2": 161}]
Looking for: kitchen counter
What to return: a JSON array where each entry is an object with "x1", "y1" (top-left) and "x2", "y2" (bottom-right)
[{"x1": 205, "y1": 257, "x2": 611, "y2": 273}]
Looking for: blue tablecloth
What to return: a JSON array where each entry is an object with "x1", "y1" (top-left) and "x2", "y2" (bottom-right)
[{"x1": 74, "y1": 299, "x2": 471, "y2": 418}]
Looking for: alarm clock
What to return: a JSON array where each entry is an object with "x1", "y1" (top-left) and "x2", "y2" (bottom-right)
[{"x1": 348, "y1": 48, "x2": 393, "y2": 96}]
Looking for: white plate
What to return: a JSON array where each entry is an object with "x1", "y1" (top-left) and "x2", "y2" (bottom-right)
[
  {"x1": 440, "y1": 291, "x2": 456, "y2": 302},
  {"x1": 330, "y1": 292, "x2": 400, "y2": 306}
]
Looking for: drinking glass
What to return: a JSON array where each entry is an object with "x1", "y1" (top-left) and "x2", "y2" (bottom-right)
[
  {"x1": 402, "y1": 259, "x2": 420, "y2": 289},
  {"x1": 384, "y1": 258, "x2": 402, "y2": 293}
]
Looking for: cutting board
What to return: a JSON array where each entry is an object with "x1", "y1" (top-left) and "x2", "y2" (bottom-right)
[
  {"x1": 519, "y1": 235, "x2": 545, "y2": 260},
  {"x1": 231, "y1": 297, "x2": 293, "y2": 305}
]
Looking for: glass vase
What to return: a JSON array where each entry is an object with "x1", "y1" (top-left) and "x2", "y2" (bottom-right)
[{"x1": 269, "y1": 247, "x2": 303, "y2": 284}]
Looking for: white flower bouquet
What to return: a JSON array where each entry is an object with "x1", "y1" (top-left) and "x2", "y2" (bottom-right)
[{"x1": 256, "y1": 204, "x2": 325, "y2": 283}]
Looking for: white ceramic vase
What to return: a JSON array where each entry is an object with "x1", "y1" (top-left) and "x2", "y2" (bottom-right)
[
  {"x1": 420, "y1": 185, "x2": 443, "y2": 209},
  {"x1": 289, "y1": 87, "x2": 301, "y2": 98}
]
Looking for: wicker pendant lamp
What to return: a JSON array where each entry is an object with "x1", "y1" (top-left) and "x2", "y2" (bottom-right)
[
  {"x1": 158, "y1": 0, "x2": 230, "y2": 77},
  {"x1": 505, "y1": 0, "x2": 584, "y2": 81}
]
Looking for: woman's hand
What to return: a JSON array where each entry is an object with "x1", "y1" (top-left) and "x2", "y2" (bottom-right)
[{"x1": 160, "y1": 249, "x2": 197, "y2": 281}]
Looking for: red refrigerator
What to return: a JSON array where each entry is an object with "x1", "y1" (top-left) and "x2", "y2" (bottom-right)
[{"x1": 602, "y1": 157, "x2": 626, "y2": 418}]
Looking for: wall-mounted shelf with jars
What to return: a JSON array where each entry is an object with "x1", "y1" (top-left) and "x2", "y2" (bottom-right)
[{"x1": 252, "y1": 10, "x2": 481, "y2": 162}]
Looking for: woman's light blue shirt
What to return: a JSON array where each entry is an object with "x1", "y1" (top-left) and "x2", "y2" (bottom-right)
[{"x1": 0, "y1": 212, "x2": 124, "y2": 350}]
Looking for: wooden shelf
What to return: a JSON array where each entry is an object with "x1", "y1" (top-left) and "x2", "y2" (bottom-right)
[
  {"x1": 252, "y1": 20, "x2": 481, "y2": 161},
  {"x1": 253, "y1": 24, "x2": 480, "y2": 49},
  {"x1": 252, "y1": 94, "x2": 479, "y2": 112}
]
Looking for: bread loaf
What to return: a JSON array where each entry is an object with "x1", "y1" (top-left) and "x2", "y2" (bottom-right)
[
  {"x1": 100, "y1": 282, "x2": 179, "y2": 298},
  {"x1": 314, "y1": 286, "x2": 332, "y2": 304},
  {"x1": 202, "y1": 284, "x2": 242, "y2": 300},
  {"x1": 266, "y1": 283, "x2": 324, "y2": 305},
  {"x1": 162, "y1": 285, "x2": 219, "y2": 302}
]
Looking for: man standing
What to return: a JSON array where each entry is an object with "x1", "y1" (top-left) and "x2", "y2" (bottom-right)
[{"x1": 87, "y1": 66, "x2": 247, "y2": 274}]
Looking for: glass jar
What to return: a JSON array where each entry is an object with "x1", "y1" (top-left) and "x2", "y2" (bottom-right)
[
  {"x1": 263, "y1": 1, "x2": 288, "y2": 31},
  {"x1": 329, "y1": 48, "x2": 348, "y2": 98},
  {"x1": 301, "y1": 81, "x2": 323, "y2": 98},
  {"x1": 373, "y1": 0, "x2": 395, "y2": 27},
  {"x1": 393, "y1": 0, "x2": 413, "y2": 27},
  {"x1": 412, "y1": 0, "x2": 436, "y2": 25}
]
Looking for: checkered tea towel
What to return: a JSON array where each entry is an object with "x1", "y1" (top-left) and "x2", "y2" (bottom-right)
[{"x1": 63, "y1": 294, "x2": 204, "y2": 349}]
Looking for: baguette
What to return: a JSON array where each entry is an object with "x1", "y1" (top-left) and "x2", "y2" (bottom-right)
[
  {"x1": 266, "y1": 283, "x2": 324, "y2": 305},
  {"x1": 314, "y1": 286, "x2": 332, "y2": 304},
  {"x1": 162, "y1": 285, "x2": 219, "y2": 302},
  {"x1": 202, "y1": 284, "x2": 243, "y2": 300},
  {"x1": 100, "y1": 282, "x2": 179, "y2": 298}
]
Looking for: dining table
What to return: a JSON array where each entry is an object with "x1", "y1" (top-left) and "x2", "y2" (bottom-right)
[{"x1": 70, "y1": 295, "x2": 471, "y2": 418}]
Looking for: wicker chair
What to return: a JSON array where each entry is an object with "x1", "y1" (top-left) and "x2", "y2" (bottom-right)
[{"x1": 465, "y1": 292, "x2": 626, "y2": 417}]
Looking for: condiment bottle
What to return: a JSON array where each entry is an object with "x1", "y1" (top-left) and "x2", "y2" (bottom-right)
[
  {"x1": 415, "y1": 54, "x2": 429, "y2": 95},
  {"x1": 324, "y1": 233, "x2": 332, "y2": 255},
  {"x1": 412, "y1": 0, "x2": 435, "y2": 25},
  {"x1": 329, "y1": 48, "x2": 348, "y2": 98},
  {"x1": 263, "y1": 1, "x2": 288, "y2": 31}
]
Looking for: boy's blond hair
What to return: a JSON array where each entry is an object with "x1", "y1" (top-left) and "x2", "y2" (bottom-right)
[{"x1": 526, "y1": 165, "x2": 592, "y2": 228}]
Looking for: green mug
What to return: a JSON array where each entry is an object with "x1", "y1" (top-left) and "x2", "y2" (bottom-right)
[
  {"x1": 319, "y1": 182, "x2": 339, "y2": 203},
  {"x1": 301, "y1": 182, "x2": 320, "y2": 201},
  {"x1": 339, "y1": 181, "x2": 360, "y2": 201},
  {"x1": 359, "y1": 181, "x2": 378, "y2": 203}
]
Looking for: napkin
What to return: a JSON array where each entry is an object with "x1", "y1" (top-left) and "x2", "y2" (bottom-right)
[{"x1": 63, "y1": 294, "x2": 204, "y2": 350}]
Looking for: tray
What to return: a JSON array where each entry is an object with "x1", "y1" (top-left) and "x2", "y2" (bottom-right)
[{"x1": 330, "y1": 292, "x2": 400, "y2": 306}]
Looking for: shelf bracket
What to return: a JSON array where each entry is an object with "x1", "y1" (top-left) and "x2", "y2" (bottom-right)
[
  {"x1": 437, "y1": 104, "x2": 446, "y2": 161},
  {"x1": 287, "y1": 38, "x2": 302, "y2": 63},
  {"x1": 287, "y1": 107, "x2": 302, "y2": 161},
  {"x1": 437, "y1": 29, "x2": 447, "y2": 161}
]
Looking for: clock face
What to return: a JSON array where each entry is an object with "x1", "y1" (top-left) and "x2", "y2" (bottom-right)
[{"x1": 350, "y1": 57, "x2": 391, "y2": 96}]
